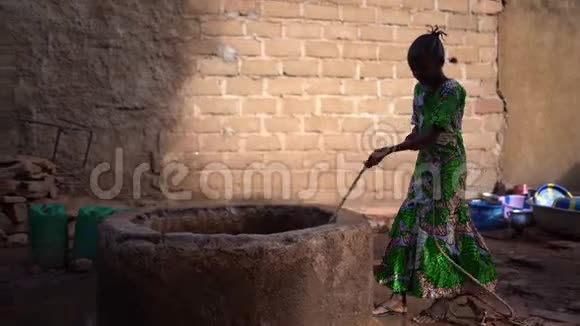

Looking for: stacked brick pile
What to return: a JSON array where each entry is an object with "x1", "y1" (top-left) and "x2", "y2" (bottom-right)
[
  {"x1": 155, "y1": 0, "x2": 504, "y2": 204},
  {"x1": 0, "y1": 156, "x2": 58, "y2": 247}
]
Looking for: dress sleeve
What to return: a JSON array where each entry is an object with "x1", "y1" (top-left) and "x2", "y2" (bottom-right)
[{"x1": 428, "y1": 88, "x2": 461, "y2": 130}]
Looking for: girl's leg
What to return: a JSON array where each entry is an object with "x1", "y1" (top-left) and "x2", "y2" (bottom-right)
[{"x1": 372, "y1": 293, "x2": 408, "y2": 316}]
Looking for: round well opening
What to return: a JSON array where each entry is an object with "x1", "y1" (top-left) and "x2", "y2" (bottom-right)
[{"x1": 132, "y1": 205, "x2": 331, "y2": 235}]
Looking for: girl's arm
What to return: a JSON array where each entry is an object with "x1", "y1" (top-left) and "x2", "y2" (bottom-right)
[
  {"x1": 393, "y1": 126, "x2": 442, "y2": 152},
  {"x1": 364, "y1": 127, "x2": 442, "y2": 168}
]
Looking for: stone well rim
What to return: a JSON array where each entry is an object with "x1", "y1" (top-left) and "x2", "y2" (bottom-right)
[{"x1": 99, "y1": 203, "x2": 370, "y2": 248}]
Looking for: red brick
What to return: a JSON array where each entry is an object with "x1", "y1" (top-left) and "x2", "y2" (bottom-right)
[
  {"x1": 199, "y1": 135, "x2": 241, "y2": 152},
  {"x1": 160, "y1": 133, "x2": 199, "y2": 154},
  {"x1": 475, "y1": 97, "x2": 503, "y2": 114},
  {"x1": 204, "y1": 21, "x2": 244, "y2": 36},
  {"x1": 286, "y1": 23, "x2": 322, "y2": 39},
  {"x1": 378, "y1": 9, "x2": 412, "y2": 25},
  {"x1": 321, "y1": 98, "x2": 355, "y2": 114},
  {"x1": 267, "y1": 79, "x2": 305, "y2": 95},
  {"x1": 305, "y1": 117, "x2": 340, "y2": 132},
  {"x1": 367, "y1": 0, "x2": 403, "y2": 8},
  {"x1": 466, "y1": 32, "x2": 495, "y2": 46},
  {"x1": 378, "y1": 44, "x2": 408, "y2": 61},
  {"x1": 285, "y1": 135, "x2": 321, "y2": 151},
  {"x1": 305, "y1": 41, "x2": 340, "y2": 58},
  {"x1": 479, "y1": 47, "x2": 496, "y2": 62},
  {"x1": 323, "y1": 135, "x2": 359, "y2": 151},
  {"x1": 393, "y1": 97, "x2": 413, "y2": 114},
  {"x1": 184, "y1": 78, "x2": 222, "y2": 96},
  {"x1": 246, "y1": 135, "x2": 282, "y2": 151},
  {"x1": 324, "y1": 25, "x2": 357, "y2": 40},
  {"x1": 395, "y1": 62, "x2": 413, "y2": 78},
  {"x1": 225, "y1": 117, "x2": 261, "y2": 133},
  {"x1": 395, "y1": 27, "x2": 427, "y2": 43},
  {"x1": 342, "y1": 7, "x2": 377, "y2": 23},
  {"x1": 359, "y1": 99, "x2": 390, "y2": 114},
  {"x1": 444, "y1": 64, "x2": 462, "y2": 79},
  {"x1": 265, "y1": 117, "x2": 301, "y2": 132},
  {"x1": 282, "y1": 98, "x2": 317, "y2": 114},
  {"x1": 344, "y1": 80, "x2": 379, "y2": 96},
  {"x1": 478, "y1": 16, "x2": 498, "y2": 32},
  {"x1": 360, "y1": 26, "x2": 395, "y2": 42},
  {"x1": 448, "y1": 14, "x2": 478, "y2": 30},
  {"x1": 472, "y1": 0, "x2": 503, "y2": 14},
  {"x1": 241, "y1": 59, "x2": 280, "y2": 76},
  {"x1": 343, "y1": 43, "x2": 378, "y2": 60},
  {"x1": 413, "y1": 11, "x2": 446, "y2": 27},
  {"x1": 247, "y1": 21, "x2": 282, "y2": 38},
  {"x1": 402, "y1": 0, "x2": 434, "y2": 10},
  {"x1": 243, "y1": 98, "x2": 278, "y2": 114},
  {"x1": 483, "y1": 114, "x2": 504, "y2": 132},
  {"x1": 381, "y1": 79, "x2": 416, "y2": 96},
  {"x1": 438, "y1": 0, "x2": 469, "y2": 13},
  {"x1": 461, "y1": 117, "x2": 483, "y2": 132},
  {"x1": 265, "y1": 39, "x2": 303, "y2": 57},
  {"x1": 307, "y1": 79, "x2": 342, "y2": 95},
  {"x1": 466, "y1": 63, "x2": 495, "y2": 79},
  {"x1": 199, "y1": 58, "x2": 238, "y2": 76},
  {"x1": 263, "y1": 1, "x2": 302, "y2": 18},
  {"x1": 463, "y1": 132, "x2": 497, "y2": 149},
  {"x1": 283, "y1": 60, "x2": 319, "y2": 77},
  {"x1": 322, "y1": 60, "x2": 357, "y2": 78},
  {"x1": 222, "y1": 38, "x2": 262, "y2": 56},
  {"x1": 448, "y1": 46, "x2": 478, "y2": 63},
  {"x1": 183, "y1": 0, "x2": 220, "y2": 15},
  {"x1": 360, "y1": 62, "x2": 395, "y2": 78},
  {"x1": 226, "y1": 78, "x2": 263, "y2": 95},
  {"x1": 342, "y1": 117, "x2": 374, "y2": 132},
  {"x1": 187, "y1": 117, "x2": 222, "y2": 133},
  {"x1": 304, "y1": 4, "x2": 339, "y2": 21},
  {"x1": 224, "y1": 0, "x2": 259, "y2": 14},
  {"x1": 196, "y1": 98, "x2": 239, "y2": 115}
]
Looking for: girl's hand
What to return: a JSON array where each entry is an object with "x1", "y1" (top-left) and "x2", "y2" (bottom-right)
[{"x1": 365, "y1": 146, "x2": 396, "y2": 168}]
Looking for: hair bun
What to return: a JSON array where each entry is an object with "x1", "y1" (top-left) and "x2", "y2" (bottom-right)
[{"x1": 429, "y1": 25, "x2": 447, "y2": 40}]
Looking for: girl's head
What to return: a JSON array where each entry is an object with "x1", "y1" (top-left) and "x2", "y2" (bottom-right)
[{"x1": 407, "y1": 26, "x2": 447, "y2": 87}]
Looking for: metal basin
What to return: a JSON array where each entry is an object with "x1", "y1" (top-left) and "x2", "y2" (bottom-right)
[{"x1": 533, "y1": 204, "x2": 580, "y2": 239}]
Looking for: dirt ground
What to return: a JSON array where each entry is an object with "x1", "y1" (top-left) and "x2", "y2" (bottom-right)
[{"x1": 1, "y1": 227, "x2": 579, "y2": 326}]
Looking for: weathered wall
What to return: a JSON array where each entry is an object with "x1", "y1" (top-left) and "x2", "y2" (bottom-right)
[
  {"x1": 499, "y1": 0, "x2": 580, "y2": 192},
  {"x1": 5, "y1": 0, "x2": 504, "y2": 203}
]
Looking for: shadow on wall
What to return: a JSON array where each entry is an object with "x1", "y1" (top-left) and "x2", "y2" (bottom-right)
[
  {"x1": 5, "y1": 0, "x2": 222, "y2": 199},
  {"x1": 556, "y1": 163, "x2": 580, "y2": 194}
]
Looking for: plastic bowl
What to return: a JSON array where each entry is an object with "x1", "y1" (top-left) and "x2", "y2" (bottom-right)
[{"x1": 468, "y1": 199, "x2": 507, "y2": 231}]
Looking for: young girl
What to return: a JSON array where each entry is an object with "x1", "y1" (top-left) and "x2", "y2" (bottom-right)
[{"x1": 365, "y1": 27, "x2": 497, "y2": 323}]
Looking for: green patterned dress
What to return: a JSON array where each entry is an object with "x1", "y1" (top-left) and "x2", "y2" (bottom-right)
[{"x1": 376, "y1": 79, "x2": 497, "y2": 298}]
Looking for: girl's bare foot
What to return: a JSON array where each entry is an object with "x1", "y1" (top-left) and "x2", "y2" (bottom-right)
[
  {"x1": 413, "y1": 299, "x2": 448, "y2": 324},
  {"x1": 372, "y1": 294, "x2": 407, "y2": 316}
]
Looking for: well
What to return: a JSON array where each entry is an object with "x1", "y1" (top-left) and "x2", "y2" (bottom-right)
[{"x1": 97, "y1": 204, "x2": 373, "y2": 326}]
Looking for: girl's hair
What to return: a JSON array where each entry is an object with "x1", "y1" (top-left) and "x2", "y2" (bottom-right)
[{"x1": 407, "y1": 25, "x2": 447, "y2": 65}]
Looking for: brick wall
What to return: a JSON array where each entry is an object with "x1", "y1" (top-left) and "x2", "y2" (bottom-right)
[{"x1": 6, "y1": 0, "x2": 504, "y2": 204}]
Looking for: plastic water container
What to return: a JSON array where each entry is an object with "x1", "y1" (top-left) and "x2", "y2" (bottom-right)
[
  {"x1": 72, "y1": 206, "x2": 127, "y2": 260},
  {"x1": 29, "y1": 204, "x2": 68, "y2": 268},
  {"x1": 499, "y1": 195, "x2": 531, "y2": 219},
  {"x1": 468, "y1": 199, "x2": 506, "y2": 231}
]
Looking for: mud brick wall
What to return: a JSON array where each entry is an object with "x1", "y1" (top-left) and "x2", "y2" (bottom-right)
[{"x1": 4, "y1": 0, "x2": 504, "y2": 203}]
